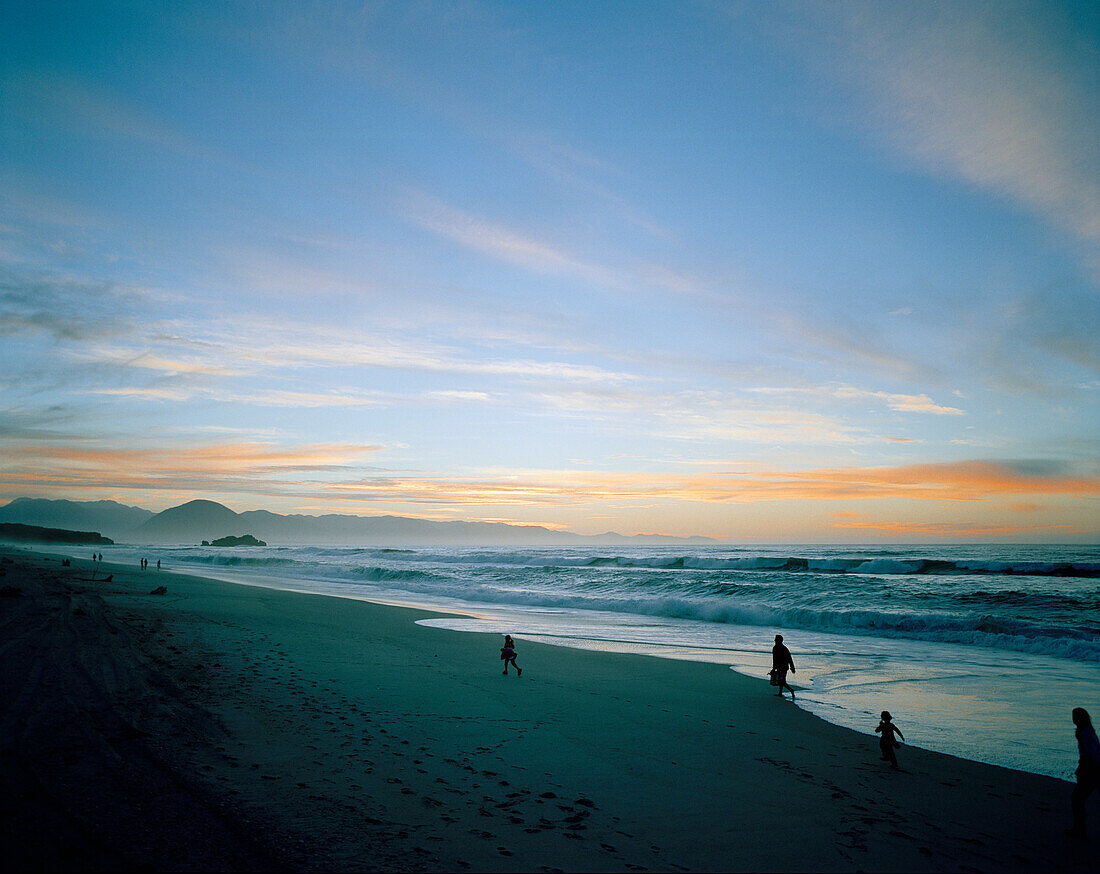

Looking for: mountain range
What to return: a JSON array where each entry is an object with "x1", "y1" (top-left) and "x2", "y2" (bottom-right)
[{"x1": 0, "y1": 498, "x2": 714, "y2": 546}]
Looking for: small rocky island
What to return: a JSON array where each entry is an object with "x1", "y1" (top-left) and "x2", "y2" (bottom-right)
[{"x1": 201, "y1": 534, "x2": 267, "y2": 547}]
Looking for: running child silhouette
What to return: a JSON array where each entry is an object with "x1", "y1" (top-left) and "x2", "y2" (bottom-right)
[
  {"x1": 500, "y1": 635, "x2": 521, "y2": 676},
  {"x1": 875, "y1": 711, "x2": 904, "y2": 768}
]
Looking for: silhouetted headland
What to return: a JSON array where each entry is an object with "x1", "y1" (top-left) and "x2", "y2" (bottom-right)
[{"x1": 0, "y1": 522, "x2": 113, "y2": 546}]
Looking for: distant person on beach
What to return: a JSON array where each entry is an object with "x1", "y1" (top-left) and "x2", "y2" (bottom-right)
[
  {"x1": 875, "y1": 711, "x2": 904, "y2": 769},
  {"x1": 500, "y1": 635, "x2": 521, "y2": 676},
  {"x1": 1068, "y1": 707, "x2": 1100, "y2": 839},
  {"x1": 770, "y1": 634, "x2": 795, "y2": 699},
  {"x1": 156, "y1": 559, "x2": 160, "y2": 570}
]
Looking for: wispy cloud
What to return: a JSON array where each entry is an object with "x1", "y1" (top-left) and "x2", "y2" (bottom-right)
[
  {"x1": 88, "y1": 350, "x2": 245, "y2": 377},
  {"x1": 771, "y1": 312, "x2": 941, "y2": 383},
  {"x1": 750, "y1": 383, "x2": 964, "y2": 416},
  {"x1": 0, "y1": 440, "x2": 385, "y2": 495},
  {"x1": 8, "y1": 72, "x2": 223, "y2": 163},
  {"x1": 68, "y1": 311, "x2": 641, "y2": 390},
  {"x1": 0, "y1": 188, "x2": 111, "y2": 232},
  {"x1": 89, "y1": 383, "x2": 495, "y2": 410},
  {"x1": 404, "y1": 192, "x2": 719, "y2": 301},
  {"x1": 831, "y1": 387, "x2": 963, "y2": 415},
  {"x1": 800, "y1": 1, "x2": 1099, "y2": 251},
  {"x1": 404, "y1": 192, "x2": 621, "y2": 287},
  {"x1": 502, "y1": 130, "x2": 674, "y2": 239},
  {"x1": 315, "y1": 459, "x2": 1100, "y2": 507},
  {"x1": 0, "y1": 267, "x2": 143, "y2": 341},
  {"x1": 252, "y1": 2, "x2": 673, "y2": 244},
  {"x1": 234, "y1": 335, "x2": 637, "y2": 385}
]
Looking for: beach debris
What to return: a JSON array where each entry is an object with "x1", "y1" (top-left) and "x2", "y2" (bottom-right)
[{"x1": 150, "y1": 585, "x2": 168, "y2": 595}]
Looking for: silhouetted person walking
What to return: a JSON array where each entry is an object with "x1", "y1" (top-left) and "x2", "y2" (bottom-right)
[
  {"x1": 875, "y1": 711, "x2": 904, "y2": 768},
  {"x1": 1068, "y1": 707, "x2": 1100, "y2": 839},
  {"x1": 771, "y1": 634, "x2": 795, "y2": 699},
  {"x1": 500, "y1": 635, "x2": 521, "y2": 676}
]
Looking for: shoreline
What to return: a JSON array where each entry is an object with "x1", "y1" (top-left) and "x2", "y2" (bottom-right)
[
  {"x1": 2, "y1": 544, "x2": 1097, "y2": 872},
  {"x1": 139, "y1": 554, "x2": 1092, "y2": 781}
]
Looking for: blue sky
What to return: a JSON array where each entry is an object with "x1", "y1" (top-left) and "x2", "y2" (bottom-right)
[{"x1": 1, "y1": 0, "x2": 1097, "y2": 540}]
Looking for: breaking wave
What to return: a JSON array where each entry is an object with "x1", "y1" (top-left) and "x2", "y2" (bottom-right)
[
  {"x1": 579, "y1": 555, "x2": 1100, "y2": 577},
  {"x1": 187, "y1": 555, "x2": 301, "y2": 568},
  {"x1": 154, "y1": 542, "x2": 1100, "y2": 663}
]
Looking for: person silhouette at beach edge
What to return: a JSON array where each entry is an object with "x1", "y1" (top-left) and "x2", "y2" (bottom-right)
[
  {"x1": 771, "y1": 634, "x2": 796, "y2": 699},
  {"x1": 1067, "y1": 707, "x2": 1100, "y2": 839},
  {"x1": 875, "y1": 711, "x2": 904, "y2": 769},
  {"x1": 501, "y1": 634, "x2": 521, "y2": 676}
]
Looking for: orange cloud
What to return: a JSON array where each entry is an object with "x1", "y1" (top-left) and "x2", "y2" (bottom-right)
[
  {"x1": 713, "y1": 460, "x2": 1100, "y2": 502},
  {"x1": 317, "y1": 460, "x2": 1100, "y2": 506},
  {"x1": 2, "y1": 451, "x2": 1096, "y2": 521},
  {"x1": 0, "y1": 441, "x2": 384, "y2": 496}
]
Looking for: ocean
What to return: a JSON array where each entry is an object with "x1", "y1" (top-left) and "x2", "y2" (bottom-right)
[{"x1": 99, "y1": 542, "x2": 1098, "y2": 780}]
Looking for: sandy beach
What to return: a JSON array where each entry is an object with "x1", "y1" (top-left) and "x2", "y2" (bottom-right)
[{"x1": 1, "y1": 546, "x2": 1096, "y2": 872}]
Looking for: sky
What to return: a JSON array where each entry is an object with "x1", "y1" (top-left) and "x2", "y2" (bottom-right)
[{"x1": 1, "y1": 0, "x2": 1098, "y2": 542}]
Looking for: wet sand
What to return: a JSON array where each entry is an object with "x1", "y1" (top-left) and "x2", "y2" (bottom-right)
[{"x1": 1, "y1": 546, "x2": 1096, "y2": 872}]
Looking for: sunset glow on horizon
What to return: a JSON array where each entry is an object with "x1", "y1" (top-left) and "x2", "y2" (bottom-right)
[{"x1": 2, "y1": 1, "x2": 1097, "y2": 542}]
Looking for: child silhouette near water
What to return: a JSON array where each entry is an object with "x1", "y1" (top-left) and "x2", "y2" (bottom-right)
[
  {"x1": 500, "y1": 635, "x2": 521, "y2": 676},
  {"x1": 875, "y1": 711, "x2": 904, "y2": 768}
]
